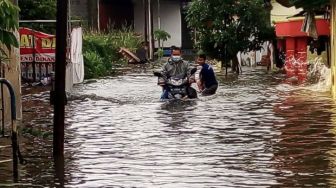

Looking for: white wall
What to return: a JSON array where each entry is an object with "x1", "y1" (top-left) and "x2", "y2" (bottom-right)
[
  {"x1": 134, "y1": 0, "x2": 182, "y2": 48},
  {"x1": 239, "y1": 42, "x2": 270, "y2": 66},
  {"x1": 133, "y1": 0, "x2": 145, "y2": 34}
]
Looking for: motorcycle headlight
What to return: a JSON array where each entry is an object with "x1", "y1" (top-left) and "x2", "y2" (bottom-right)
[{"x1": 171, "y1": 79, "x2": 183, "y2": 86}]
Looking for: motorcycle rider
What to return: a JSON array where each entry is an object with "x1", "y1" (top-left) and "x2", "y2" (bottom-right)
[{"x1": 159, "y1": 46, "x2": 197, "y2": 99}]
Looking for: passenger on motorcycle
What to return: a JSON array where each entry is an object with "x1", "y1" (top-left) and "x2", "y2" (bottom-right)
[
  {"x1": 159, "y1": 46, "x2": 197, "y2": 99},
  {"x1": 195, "y1": 53, "x2": 218, "y2": 96}
]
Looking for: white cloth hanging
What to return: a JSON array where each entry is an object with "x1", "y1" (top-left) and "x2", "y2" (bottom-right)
[
  {"x1": 71, "y1": 27, "x2": 85, "y2": 84},
  {"x1": 66, "y1": 27, "x2": 85, "y2": 92}
]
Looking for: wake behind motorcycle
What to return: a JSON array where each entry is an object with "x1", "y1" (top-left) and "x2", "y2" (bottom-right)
[{"x1": 154, "y1": 68, "x2": 197, "y2": 100}]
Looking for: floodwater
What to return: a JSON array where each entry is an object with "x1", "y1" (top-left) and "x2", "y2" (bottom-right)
[{"x1": 2, "y1": 68, "x2": 336, "y2": 187}]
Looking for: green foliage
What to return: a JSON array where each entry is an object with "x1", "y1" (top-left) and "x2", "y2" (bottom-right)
[
  {"x1": 83, "y1": 51, "x2": 106, "y2": 79},
  {"x1": 289, "y1": 0, "x2": 329, "y2": 10},
  {"x1": 19, "y1": 0, "x2": 56, "y2": 20},
  {"x1": 156, "y1": 48, "x2": 164, "y2": 60},
  {"x1": 0, "y1": 0, "x2": 19, "y2": 60},
  {"x1": 186, "y1": 0, "x2": 275, "y2": 62},
  {"x1": 154, "y1": 29, "x2": 171, "y2": 60},
  {"x1": 154, "y1": 29, "x2": 171, "y2": 47},
  {"x1": 83, "y1": 29, "x2": 142, "y2": 79},
  {"x1": 18, "y1": 0, "x2": 57, "y2": 33}
]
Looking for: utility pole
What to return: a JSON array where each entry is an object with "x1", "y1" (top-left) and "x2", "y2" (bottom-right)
[
  {"x1": 143, "y1": 0, "x2": 148, "y2": 44},
  {"x1": 157, "y1": 0, "x2": 161, "y2": 30},
  {"x1": 53, "y1": 0, "x2": 68, "y2": 158},
  {"x1": 148, "y1": 0, "x2": 154, "y2": 60},
  {"x1": 97, "y1": 0, "x2": 100, "y2": 32}
]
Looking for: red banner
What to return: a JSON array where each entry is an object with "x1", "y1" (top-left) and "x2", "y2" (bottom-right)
[{"x1": 19, "y1": 27, "x2": 56, "y2": 63}]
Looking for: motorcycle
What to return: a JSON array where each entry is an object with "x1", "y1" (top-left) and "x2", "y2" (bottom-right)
[{"x1": 154, "y1": 68, "x2": 197, "y2": 100}]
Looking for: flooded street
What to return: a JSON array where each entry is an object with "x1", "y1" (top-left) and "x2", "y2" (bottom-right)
[{"x1": 2, "y1": 68, "x2": 336, "y2": 187}]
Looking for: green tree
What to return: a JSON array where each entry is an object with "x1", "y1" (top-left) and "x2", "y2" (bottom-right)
[
  {"x1": 186, "y1": 0, "x2": 274, "y2": 73},
  {"x1": 18, "y1": 0, "x2": 57, "y2": 33},
  {"x1": 0, "y1": 0, "x2": 19, "y2": 60}
]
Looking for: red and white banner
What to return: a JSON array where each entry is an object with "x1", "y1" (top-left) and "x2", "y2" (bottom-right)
[{"x1": 19, "y1": 27, "x2": 56, "y2": 63}]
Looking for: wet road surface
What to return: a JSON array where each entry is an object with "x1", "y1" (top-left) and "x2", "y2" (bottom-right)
[{"x1": 1, "y1": 68, "x2": 336, "y2": 187}]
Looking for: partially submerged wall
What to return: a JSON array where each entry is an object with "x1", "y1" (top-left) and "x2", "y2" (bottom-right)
[{"x1": 331, "y1": 0, "x2": 336, "y2": 97}]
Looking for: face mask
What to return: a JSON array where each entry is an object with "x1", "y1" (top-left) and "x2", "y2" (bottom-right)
[{"x1": 171, "y1": 56, "x2": 182, "y2": 62}]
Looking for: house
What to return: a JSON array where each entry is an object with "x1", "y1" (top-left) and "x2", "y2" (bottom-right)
[
  {"x1": 272, "y1": 0, "x2": 330, "y2": 79},
  {"x1": 70, "y1": 0, "x2": 193, "y2": 50}
]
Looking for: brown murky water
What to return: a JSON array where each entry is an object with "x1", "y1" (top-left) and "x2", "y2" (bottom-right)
[{"x1": 1, "y1": 68, "x2": 336, "y2": 187}]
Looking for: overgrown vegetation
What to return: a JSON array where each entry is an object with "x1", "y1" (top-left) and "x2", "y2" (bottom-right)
[
  {"x1": 0, "y1": 0, "x2": 19, "y2": 61},
  {"x1": 83, "y1": 29, "x2": 142, "y2": 79},
  {"x1": 18, "y1": 0, "x2": 57, "y2": 33}
]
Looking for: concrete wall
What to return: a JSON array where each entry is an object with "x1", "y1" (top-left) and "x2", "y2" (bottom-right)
[
  {"x1": 331, "y1": 1, "x2": 336, "y2": 97},
  {"x1": 70, "y1": 0, "x2": 89, "y2": 19},
  {"x1": 134, "y1": 0, "x2": 182, "y2": 48},
  {"x1": 3, "y1": 38, "x2": 22, "y2": 123},
  {"x1": 70, "y1": 0, "x2": 98, "y2": 30},
  {"x1": 0, "y1": 0, "x2": 22, "y2": 126},
  {"x1": 239, "y1": 42, "x2": 271, "y2": 67},
  {"x1": 133, "y1": 0, "x2": 145, "y2": 34},
  {"x1": 71, "y1": 0, "x2": 182, "y2": 46}
]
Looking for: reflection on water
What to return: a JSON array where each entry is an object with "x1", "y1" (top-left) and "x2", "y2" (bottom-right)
[{"x1": 1, "y1": 68, "x2": 336, "y2": 187}]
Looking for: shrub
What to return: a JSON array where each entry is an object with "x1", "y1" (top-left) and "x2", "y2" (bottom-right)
[{"x1": 83, "y1": 29, "x2": 142, "y2": 79}]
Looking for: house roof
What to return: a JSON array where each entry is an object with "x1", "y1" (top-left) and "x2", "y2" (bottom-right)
[
  {"x1": 275, "y1": 0, "x2": 291, "y2": 7},
  {"x1": 275, "y1": 0, "x2": 330, "y2": 9},
  {"x1": 275, "y1": 18, "x2": 330, "y2": 37}
]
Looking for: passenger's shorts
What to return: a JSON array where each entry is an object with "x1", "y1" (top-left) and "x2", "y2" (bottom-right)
[{"x1": 202, "y1": 84, "x2": 218, "y2": 96}]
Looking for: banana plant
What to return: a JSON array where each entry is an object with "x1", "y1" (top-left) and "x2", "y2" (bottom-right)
[{"x1": 154, "y1": 29, "x2": 171, "y2": 61}]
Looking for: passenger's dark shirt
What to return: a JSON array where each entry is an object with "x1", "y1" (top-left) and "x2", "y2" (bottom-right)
[{"x1": 200, "y1": 63, "x2": 218, "y2": 88}]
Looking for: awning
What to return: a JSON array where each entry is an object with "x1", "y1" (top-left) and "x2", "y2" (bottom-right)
[{"x1": 275, "y1": 18, "x2": 330, "y2": 37}]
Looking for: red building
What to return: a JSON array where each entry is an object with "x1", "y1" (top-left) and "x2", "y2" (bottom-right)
[{"x1": 275, "y1": 18, "x2": 330, "y2": 79}]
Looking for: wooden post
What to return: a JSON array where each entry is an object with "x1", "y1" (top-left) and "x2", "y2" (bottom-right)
[
  {"x1": 53, "y1": 0, "x2": 68, "y2": 157},
  {"x1": 32, "y1": 33, "x2": 36, "y2": 82}
]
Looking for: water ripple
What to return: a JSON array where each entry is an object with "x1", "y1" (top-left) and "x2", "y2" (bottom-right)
[{"x1": 2, "y1": 68, "x2": 336, "y2": 187}]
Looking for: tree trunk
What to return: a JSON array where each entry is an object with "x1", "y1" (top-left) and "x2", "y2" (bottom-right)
[
  {"x1": 220, "y1": 58, "x2": 228, "y2": 76},
  {"x1": 231, "y1": 56, "x2": 240, "y2": 75}
]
